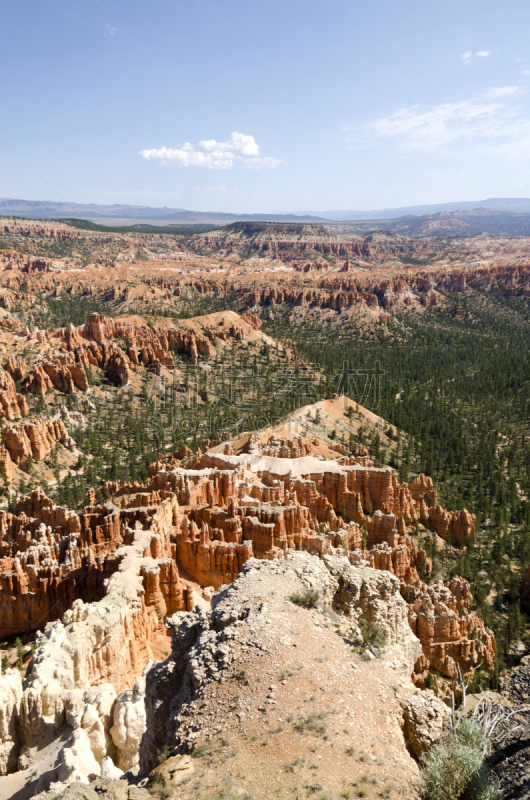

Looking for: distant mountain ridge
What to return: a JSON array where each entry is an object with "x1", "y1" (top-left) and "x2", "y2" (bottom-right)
[
  {"x1": 299, "y1": 197, "x2": 530, "y2": 220},
  {"x1": 4, "y1": 196, "x2": 530, "y2": 233},
  {"x1": 326, "y1": 208, "x2": 530, "y2": 237},
  {"x1": 0, "y1": 198, "x2": 328, "y2": 225}
]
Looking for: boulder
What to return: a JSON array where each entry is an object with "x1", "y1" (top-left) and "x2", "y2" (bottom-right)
[
  {"x1": 402, "y1": 691, "x2": 450, "y2": 758},
  {"x1": 148, "y1": 754, "x2": 194, "y2": 788}
]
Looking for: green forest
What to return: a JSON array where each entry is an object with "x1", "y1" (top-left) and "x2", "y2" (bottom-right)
[
  {"x1": 10, "y1": 284, "x2": 530, "y2": 687},
  {"x1": 262, "y1": 290, "x2": 530, "y2": 683}
]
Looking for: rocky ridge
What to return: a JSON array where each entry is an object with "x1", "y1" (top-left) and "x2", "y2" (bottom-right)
[
  {"x1": 138, "y1": 551, "x2": 429, "y2": 798},
  {"x1": 1, "y1": 219, "x2": 530, "y2": 332}
]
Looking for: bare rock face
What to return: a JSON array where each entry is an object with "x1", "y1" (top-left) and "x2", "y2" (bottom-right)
[
  {"x1": 0, "y1": 427, "x2": 495, "y2": 792},
  {"x1": 246, "y1": 434, "x2": 314, "y2": 458},
  {"x1": 325, "y1": 554, "x2": 423, "y2": 672},
  {"x1": 0, "y1": 670, "x2": 22, "y2": 775},
  {"x1": 146, "y1": 450, "x2": 490, "y2": 688},
  {"x1": 110, "y1": 676, "x2": 147, "y2": 774},
  {"x1": 367, "y1": 510, "x2": 431, "y2": 586},
  {"x1": 20, "y1": 521, "x2": 179, "y2": 719},
  {"x1": 408, "y1": 474, "x2": 437, "y2": 504},
  {"x1": 147, "y1": 754, "x2": 194, "y2": 789},
  {"x1": 2, "y1": 417, "x2": 74, "y2": 467},
  {"x1": 0, "y1": 493, "x2": 190, "y2": 791},
  {"x1": 402, "y1": 690, "x2": 450, "y2": 757},
  {"x1": 427, "y1": 504, "x2": 475, "y2": 545},
  {"x1": 0, "y1": 491, "x2": 186, "y2": 638},
  {"x1": 54, "y1": 727, "x2": 102, "y2": 786},
  {"x1": 11, "y1": 310, "x2": 268, "y2": 400},
  {"x1": 407, "y1": 578, "x2": 496, "y2": 686},
  {"x1": 0, "y1": 367, "x2": 28, "y2": 421},
  {"x1": 0, "y1": 445, "x2": 14, "y2": 482}
]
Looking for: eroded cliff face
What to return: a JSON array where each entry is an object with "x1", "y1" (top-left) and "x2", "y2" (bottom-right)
[
  {"x1": 2, "y1": 418, "x2": 74, "y2": 467},
  {"x1": 0, "y1": 368, "x2": 29, "y2": 422},
  {"x1": 0, "y1": 413, "x2": 492, "y2": 795},
  {"x1": 0, "y1": 488, "x2": 195, "y2": 793},
  {"x1": 140, "y1": 259, "x2": 530, "y2": 318},
  {"x1": 191, "y1": 222, "x2": 448, "y2": 264},
  {"x1": 0, "y1": 489, "x2": 187, "y2": 639},
  {"x1": 408, "y1": 583, "x2": 496, "y2": 686},
  {"x1": 137, "y1": 444, "x2": 484, "y2": 691},
  {"x1": 0, "y1": 311, "x2": 273, "y2": 416}
]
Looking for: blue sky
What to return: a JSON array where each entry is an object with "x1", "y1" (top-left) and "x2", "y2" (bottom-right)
[{"x1": 2, "y1": 0, "x2": 530, "y2": 213}]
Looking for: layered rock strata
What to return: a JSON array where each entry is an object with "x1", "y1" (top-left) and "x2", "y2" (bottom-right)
[
  {"x1": 0, "y1": 368, "x2": 28, "y2": 421},
  {"x1": 11, "y1": 310, "x2": 266, "y2": 400},
  {"x1": 0, "y1": 491, "x2": 192, "y2": 789},
  {"x1": 406, "y1": 578, "x2": 496, "y2": 685},
  {"x1": 0, "y1": 489, "x2": 184, "y2": 637},
  {"x1": 2, "y1": 417, "x2": 74, "y2": 467},
  {"x1": 142, "y1": 448, "x2": 486, "y2": 688},
  {"x1": 0, "y1": 438, "x2": 493, "y2": 793}
]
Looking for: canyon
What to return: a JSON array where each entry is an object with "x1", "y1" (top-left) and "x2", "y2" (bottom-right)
[
  {"x1": 0, "y1": 217, "x2": 524, "y2": 799},
  {"x1": 0, "y1": 218, "x2": 530, "y2": 333}
]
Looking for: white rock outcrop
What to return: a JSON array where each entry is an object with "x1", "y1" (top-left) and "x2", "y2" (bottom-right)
[
  {"x1": 402, "y1": 690, "x2": 451, "y2": 757},
  {"x1": 110, "y1": 676, "x2": 146, "y2": 774},
  {"x1": 0, "y1": 670, "x2": 22, "y2": 775},
  {"x1": 0, "y1": 511, "x2": 177, "y2": 795},
  {"x1": 322, "y1": 554, "x2": 423, "y2": 673}
]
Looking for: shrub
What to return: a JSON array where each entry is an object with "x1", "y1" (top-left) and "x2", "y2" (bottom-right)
[
  {"x1": 289, "y1": 589, "x2": 319, "y2": 609},
  {"x1": 420, "y1": 718, "x2": 501, "y2": 800},
  {"x1": 293, "y1": 712, "x2": 328, "y2": 735},
  {"x1": 192, "y1": 739, "x2": 216, "y2": 759},
  {"x1": 424, "y1": 671, "x2": 438, "y2": 694},
  {"x1": 148, "y1": 770, "x2": 173, "y2": 797},
  {"x1": 155, "y1": 746, "x2": 171, "y2": 766},
  {"x1": 359, "y1": 619, "x2": 387, "y2": 649}
]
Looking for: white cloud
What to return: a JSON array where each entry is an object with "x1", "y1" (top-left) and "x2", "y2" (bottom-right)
[
  {"x1": 140, "y1": 145, "x2": 234, "y2": 169},
  {"x1": 243, "y1": 156, "x2": 284, "y2": 170},
  {"x1": 522, "y1": 70, "x2": 530, "y2": 76},
  {"x1": 483, "y1": 85, "x2": 521, "y2": 97},
  {"x1": 204, "y1": 185, "x2": 228, "y2": 194},
  {"x1": 352, "y1": 86, "x2": 530, "y2": 157},
  {"x1": 460, "y1": 50, "x2": 494, "y2": 64},
  {"x1": 140, "y1": 131, "x2": 281, "y2": 170},
  {"x1": 359, "y1": 100, "x2": 506, "y2": 149}
]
